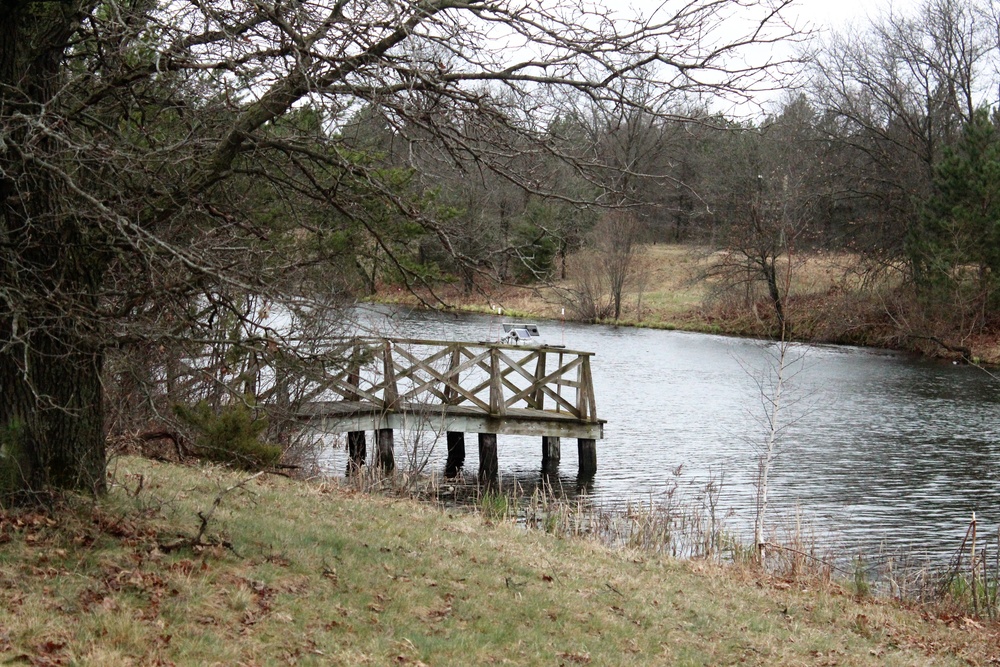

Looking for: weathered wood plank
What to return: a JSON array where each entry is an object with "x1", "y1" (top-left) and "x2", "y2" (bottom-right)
[
  {"x1": 355, "y1": 336, "x2": 594, "y2": 357},
  {"x1": 300, "y1": 400, "x2": 605, "y2": 439}
]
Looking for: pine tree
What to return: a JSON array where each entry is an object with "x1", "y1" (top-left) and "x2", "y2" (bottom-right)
[{"x1": 908, "y1": 108, "x2": 1000, "y2": 308}]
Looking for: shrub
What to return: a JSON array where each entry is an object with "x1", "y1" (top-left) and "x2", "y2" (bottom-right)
[{"x1": 173, "y1": 400, "x2": 280, "y2": 470}]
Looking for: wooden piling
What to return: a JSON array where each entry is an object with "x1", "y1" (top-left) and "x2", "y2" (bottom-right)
[
  {"x1": 478, "y1": 433, "x2": 498, "y2": 485},
  {"x1": 578, "y1": 438, "x2": 597, "y2": 475},
  {"x1": 542, "y1": 436, "x2": 561, "y2": 463},
  {"x1": 347, "y1": 430, "x2": 366, "y2": 472},
  {"x1": 376, "y1": 428, "x2": 394, "y2": 472},
  {"x1": 445, "y1": 431, "x2": 465, "y2": 477}
]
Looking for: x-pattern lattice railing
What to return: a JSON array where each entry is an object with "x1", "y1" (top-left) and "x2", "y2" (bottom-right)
[{"x1": 326, "y1": 338, "x2": 597, "y2": 422}]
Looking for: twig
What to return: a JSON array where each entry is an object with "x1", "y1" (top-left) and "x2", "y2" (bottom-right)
[
  {"x1": 160, "y1": 471, "x2": 264, "y2": 554},
  {"x1": 971, "y1": 512, "x2": 978, "y2": 617},
  {"x1": 983, "y1": 548, "x2": 991, "y2": 620}
]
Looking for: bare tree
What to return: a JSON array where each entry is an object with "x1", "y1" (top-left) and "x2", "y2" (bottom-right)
[
  {"x1": 703, "y1": 97, "x2": 819, "y2": 334},
  {"x1": 747, "y1": 334, "x2": 807, "y2": 567},
  {"x1": 751, "y1": 339, "x2": 789, "y2": 565},
  {"x1": 596, "y1": 211, "x2": 646, "y2": 321},
  {"x1": 0, "y1": 0, "x2": 798, "y2": 496},
  {"x1": 810, "y1": 0, "x2": 997, "y2": 265},
  {"x1": 559, "y1": 211, "x2": 645, "y2": 322}
]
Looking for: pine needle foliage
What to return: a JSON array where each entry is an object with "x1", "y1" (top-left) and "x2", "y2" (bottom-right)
[{"x1": 173, "y1": 401, "x2": 280, "y2": 471}]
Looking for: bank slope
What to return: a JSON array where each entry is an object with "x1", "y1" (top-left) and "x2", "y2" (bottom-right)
[{"x1": 0, "y1": 457, "x2": 992, "y2": 666}]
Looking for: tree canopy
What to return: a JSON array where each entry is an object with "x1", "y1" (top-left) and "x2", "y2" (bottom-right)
[{"x1": 0, "y1": 0, "x2": 797, "y2": 496}]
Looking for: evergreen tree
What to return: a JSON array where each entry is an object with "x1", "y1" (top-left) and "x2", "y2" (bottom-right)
[{"x1": 909, "y1": 108, "x2": 1000, "y2": 309}]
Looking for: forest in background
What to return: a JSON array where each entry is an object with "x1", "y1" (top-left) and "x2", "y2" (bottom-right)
[{"x1": 356, "y1": 0, "x2": 1000, "y2": 360}]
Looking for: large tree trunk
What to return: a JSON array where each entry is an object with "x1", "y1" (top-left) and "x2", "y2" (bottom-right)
[
  {"x1": 0, "y1": 2, "x2": 107, "y2": 496},
  {"x1": 0, "y1": 150, "x2": 109, "y2": 494},
  {"x1": 0, "y1": 334, "x2": 106, "y2": 494}
]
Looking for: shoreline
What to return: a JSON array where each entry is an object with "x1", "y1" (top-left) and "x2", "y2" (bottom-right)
[
  {"x1": 371, "y1": 294, "x2": 981, "y2": 366},
  {"x1": 370, "y1": 244, "x2": 1000, "y2": 366}
]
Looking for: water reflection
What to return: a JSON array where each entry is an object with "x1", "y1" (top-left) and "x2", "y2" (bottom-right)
[{"x1": 317, "y1": 305, "x2": 1000, "y2": 562}]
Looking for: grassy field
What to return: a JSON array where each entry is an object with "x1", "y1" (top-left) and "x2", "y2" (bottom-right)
[
  {"x1": 1, "y1": 457, "x2": 996, "y2": 666},
  {"x1": 382, "y1": 244, "x2": 872, "y2": 327}
]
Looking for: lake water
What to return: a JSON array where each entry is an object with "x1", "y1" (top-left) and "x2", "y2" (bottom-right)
[{"x1": 319, "y1": 305, "x2": 1000, "y2": 563}]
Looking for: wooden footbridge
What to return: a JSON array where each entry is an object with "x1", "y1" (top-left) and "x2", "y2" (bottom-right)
[{"x1": 299, "y1": 337, "x2": 605, "y2": 481}]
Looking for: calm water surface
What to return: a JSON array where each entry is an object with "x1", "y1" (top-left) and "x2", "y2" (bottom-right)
[{"x1": 320, "y1": 306, "x2": 1000, "y2": 561}]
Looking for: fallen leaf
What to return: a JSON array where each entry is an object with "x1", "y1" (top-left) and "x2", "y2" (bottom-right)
[{"x1": 558, "y1": 651, "x2": 591, "y2": 664}]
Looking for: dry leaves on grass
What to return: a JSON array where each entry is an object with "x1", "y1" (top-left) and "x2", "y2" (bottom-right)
[{"x1": 12, "y1": 638, "x2": 70, "y2": 667}]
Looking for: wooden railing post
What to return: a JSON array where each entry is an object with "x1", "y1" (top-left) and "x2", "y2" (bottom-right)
[
  {"x1": 443, "y1": 345, "x2": 461, "y2": 406},
  {"x1": 530, "y1": 350, "x2": 546, "y2": 410},
  {"x1": 382, "y1": 340, "x2": 399, "y2": 410},
  {"x1": 556, "y1": 351, "x2": 564, "y2": 413},
  {"x1": 576, "y1": 355, "x2": 596, "y2": 421},
  {"x1": 489, "y1": 346, "x2": 505, "y2": 417},
  {"x1": 346, "y1": 344, "x2": 362, "y2": 402}
]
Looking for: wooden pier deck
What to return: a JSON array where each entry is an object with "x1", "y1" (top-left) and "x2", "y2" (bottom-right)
[
  {"x1": 298, "y1": 337, "x2": 605, "y2": 479},
  {"x1": 302, "y1": 400, "x2": 604, "y2": 439}
]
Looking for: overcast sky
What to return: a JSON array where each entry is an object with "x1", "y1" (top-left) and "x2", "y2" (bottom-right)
[{"x1": 792, "y1": 0, "x2": 922, "y2": 32}]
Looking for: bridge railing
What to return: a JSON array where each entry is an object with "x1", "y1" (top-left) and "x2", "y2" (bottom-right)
[{"x1": 324, "y1": 337, "x2": 597, "y2": 422}]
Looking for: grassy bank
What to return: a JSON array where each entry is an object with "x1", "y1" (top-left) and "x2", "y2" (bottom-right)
[
  {"x1": 1, "y1": 457, "x2": 996, "y2": 665},
  {"x1": 378, "y1": 244, "x2": 1000, "y2": 364}
]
